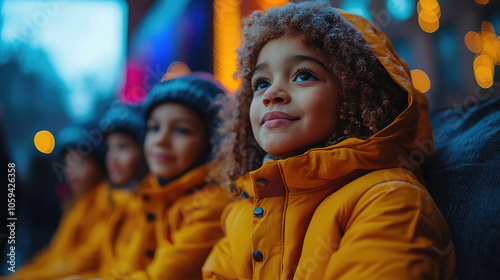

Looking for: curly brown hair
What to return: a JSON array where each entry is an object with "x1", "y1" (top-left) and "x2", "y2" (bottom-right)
[{"x1": 211, "y1": 2, "x2": 408, "y2": 193}]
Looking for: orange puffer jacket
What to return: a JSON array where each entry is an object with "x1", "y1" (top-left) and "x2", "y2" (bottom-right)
[
  {"x1": 5, "y1": 182, "x2": 112, "y2": 280},
  {"x1": 102, "y1": 164, "x2": 233, "y2": 280},
  {"x1": 202, "y1": 9, "x2": 456, "y2": 280},
  {"x1": 53, "y1": 179, "x2": 149, "y2": 279}
]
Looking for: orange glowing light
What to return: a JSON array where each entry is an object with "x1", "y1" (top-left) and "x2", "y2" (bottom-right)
[
  {"x1": 161, "y1": 61, "x2": 191, "y2": 82},
  {"x1": 34, "y1": 130, "x2": 55, "y2": 154},
  {"x1": 417, "y1": 0, "x2": 440, "y2": 15},
  {"x1": 418, "y1": 14, "x2": 440, "y2": 33},
  {"x1": 256, "y1": 0, "x2": 288, "y2": 11},
  {"x1": 411, "y1": 69, "x2": 431, "y2": 93},
  {"x1": 483, "y1": 37, "x2": 498, "y2": 61},
  {"x1": 475, "y1": 0, "x2": 490, "y2": 6},
  {"x1": 473, "y1": 55, "x2": 494, "y2": 71},
  {"x1": 466, "y1": 21, "x2": 498, "y2": 89},
  {"x1": 213, "y1": 0, "x2": 241, "y2": 93},
  {"x1": 420, "y1": 0, "x2": 439, "y2": 10},
  {"x1": 419, "y1": 10, "x2": 440, "y2": 23},
  {"x1": 417, "y1": 0, "x2": 441, "y2": 33},
  {"x1": 464, "y1": 31, "x2": 482, "y2": 53},
  {"x1": 474, "y1": 66, "x2": 494, "y2": 88}
]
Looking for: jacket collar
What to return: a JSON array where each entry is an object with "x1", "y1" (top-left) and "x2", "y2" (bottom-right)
[
  {"x1": 237, "y1": 136, "x2": 418, "y2": 199},
  {"x1": 140, "y1": 164, "x2": 209, "y2": 206}
]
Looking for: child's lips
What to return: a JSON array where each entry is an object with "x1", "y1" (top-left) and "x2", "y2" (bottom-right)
[
  {"x1": 261, "y1": 111, "x2": 299, "y2": 128},
  {"x1": 153, "y1": 154, "x2": 175, "y2": 163},
  {"x1": 108, "y1": 167, "x2": 120, "y2": 177}
]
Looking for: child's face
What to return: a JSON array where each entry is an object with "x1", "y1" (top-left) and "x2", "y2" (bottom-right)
[
  {"x1": 106, "y1": 133, "x2": 142, "y2": 186},
  {"x1": 144, "y1": 103, "x2": 208, "y2": 180},
  {"x1": 249, "y1": 36, "x2": 339, "y2": 159},
  {"x1": 64, "y1": 150, "x2": 104, "y2": 197}
]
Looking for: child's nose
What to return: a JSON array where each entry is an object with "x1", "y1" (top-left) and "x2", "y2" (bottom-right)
[
  {"x1": 262, "y1": 85, "x2": 291, "y2": 106},
  {"x1": 156, "y1": 130, "x2": 173, "y2": 147}
]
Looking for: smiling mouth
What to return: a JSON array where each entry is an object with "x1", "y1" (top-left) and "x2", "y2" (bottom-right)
[
  {"x1": 261, "y1": 111, "x2": 299, "y2": 128},
  {"x1": 153, "y1": 154, "x2": 175, "y2": 163}
]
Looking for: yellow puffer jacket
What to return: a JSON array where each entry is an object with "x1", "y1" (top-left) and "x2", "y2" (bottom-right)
[
  {"x1": 95, "y1": 181, "x2": 147, "y2": 277},
  {"x1": 202, "y1": 10, "x2": 456, "y2": 280},
  {"x1": 102, "y1": 164, "x2": 233, "y2": 280},
  {"x1": 47, "y1": 179, "x2": 149, "y2": 279},
  {"x1": 5, "y1": 182, "x2": 112, "y2": 280}
]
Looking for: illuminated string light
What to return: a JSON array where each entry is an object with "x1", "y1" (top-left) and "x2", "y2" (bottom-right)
[
  {"x1": 213, "y1": 0, "x2": 241, "y2": 93},
  {"x1": 465, "y1": 21, "x2": 499, "y2": 89},
  {"x1": 417, "y1": 0, "x2": 441, "y2": 33},
  {"x1": 34, "y1": 130, "x2": 55, "y2": 154},
  {"x1": 411, "y1": 69, "x2": 432, "y2": 93}
]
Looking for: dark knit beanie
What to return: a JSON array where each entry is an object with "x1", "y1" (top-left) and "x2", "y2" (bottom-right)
[
  {"x1": 143, "y1": 72, "x2": 227, "y2": 134},
  {"x1": 57, "y1": 121, "x2": 107, "y2": 170},
  {"x1": 100, "y1": 102, "x2": 145, "y2": 144}
]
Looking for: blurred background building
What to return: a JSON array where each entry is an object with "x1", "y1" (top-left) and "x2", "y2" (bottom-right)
[{"x1": 0, "y1": 0, "x2": 499, "y2": 272}]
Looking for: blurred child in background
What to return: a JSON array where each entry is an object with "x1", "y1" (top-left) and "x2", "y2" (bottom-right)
[
  {"x1": 6, "y1": 122, "x2": 108, "y2": 280},
  {"x1": 56, "y1": 103, "x2": 149, "y2": 279},
  {"x1": 100, "y1": 73, "x2": 233, "y2": 280},
  {"x1": 203, "y1": 2, "x2": 455, "y2": 279}
]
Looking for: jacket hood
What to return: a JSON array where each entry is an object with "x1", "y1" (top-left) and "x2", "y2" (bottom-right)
[{"x1": 237, "y1": 9, "x2": 434, "y2": 195}]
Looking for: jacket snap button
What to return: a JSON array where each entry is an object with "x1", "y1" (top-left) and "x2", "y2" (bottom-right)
[
  {"x1": 146, "y1": 249, "x2": 155, "y2": 258},
  {"x1": 254, "y1": 207, "x2": 264, "y2": 218},
  {"x1": 253, "y1": 250, "x2": 264, "y2": 262},
  {"x1": 242, "y1": 190, "x2": 249, "y2": 199},
  {"x1": 146, "y1": 213, "x2": 156, "y2": 221},
  {"x1": 255, "y1": 178, "x2": 267, "y2": 187}
]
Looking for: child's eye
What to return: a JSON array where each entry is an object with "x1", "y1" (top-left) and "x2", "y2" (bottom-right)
[
  {"x1": 174, "y1": 127, "x2": 192, "y2": 135},
  {"x1": 294, "y1": 69, "x2": 317, "y2": 82},
  {"x1": 147, "y1": 125, "x2": 160, "y2": 132},
  {"x1": 253, "y1": 78, "x2": 271, "y2": 92},
  {"x1": 118, "y1": 143, "x2": 129, "y2": 150}
]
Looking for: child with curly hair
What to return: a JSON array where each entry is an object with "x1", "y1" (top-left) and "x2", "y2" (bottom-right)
[{"x1": 203, "y1": 2, "x2": 455, "y2": 279}]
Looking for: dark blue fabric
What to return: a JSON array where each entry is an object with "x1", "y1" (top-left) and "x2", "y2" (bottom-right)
[
  {"x1": 424, "y1": 97, "x2": 500, "y2": 280},
  {"x1": 56, "y1": 121, "x2": 107, "y2": 170},
  {"x1": 100, "y1": 102, "x2": 145, "y2": 143}
]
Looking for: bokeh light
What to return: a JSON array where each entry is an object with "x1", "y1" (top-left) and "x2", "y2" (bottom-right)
[
  {"x1": 464, "y1": 31, "x2": 483, "y2": 53},
  {"x1": 256, "y1": 0, "x2": 288, "y2": 11},
  {"x1": 387, "y1": 0, "x2": 415, "y2": 22},
  {"x1": 341, "y1": 0, "x2": 372, "y2": 21},
  {"x1": 34, "y1": 130, "x2": 55, "y2": 154},
  {"x1": 417, "y1": 0, "x2": 441, "y2": 33},
  {"x1": 411, "y1": 69, "x2": 432, "y2": 93},
  {"x1": 213, "y1": 0, "x2": 240, "y2": 93},
  {"x1": 161, "y1": 61, "x2": 191, "y2": 82},
  {"x1": 475, "y1": 0, "x2": 490, "y2": 6},
  {"x1": 465, "y1": 21, "x2": 499, "y2": 89}
]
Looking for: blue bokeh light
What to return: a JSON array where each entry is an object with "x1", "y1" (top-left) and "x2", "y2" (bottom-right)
[
  {"x1": 341, "y1": 0, "x2": 372, "y2": 21},
  {"x1": 386, "y1": 0, "x2": 415, "y2": 22}
]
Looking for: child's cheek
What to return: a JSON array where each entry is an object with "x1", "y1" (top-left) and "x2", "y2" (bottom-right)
[
  {"x1": 249, "y1": 98, "x2": 261, "y2": 131},
  {"x1": 143, "y1": 134, "x2": 153, "y2": 165}
]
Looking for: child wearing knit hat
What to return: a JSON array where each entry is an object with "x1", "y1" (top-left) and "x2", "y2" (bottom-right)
[
  {"x1": 100, "y1": 72, "x2": 233, "y2": 280},
  {"x1": 51, "y1": 104, "x2": 151, "y2": 279},
  {"x1": 101, "y1": 103, "x2": 148, "y2": 190},
  {"x1": 58, "y1": 122, "x2": 107, "y2": 209},
  {"x1": 6, "y1": 122, "x2": 109, "y2": 280}
]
